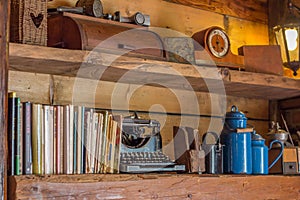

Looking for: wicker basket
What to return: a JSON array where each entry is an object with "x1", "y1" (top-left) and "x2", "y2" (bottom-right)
[{"x1": 10, "y1": 0, "x2": 47, "y2": 46}]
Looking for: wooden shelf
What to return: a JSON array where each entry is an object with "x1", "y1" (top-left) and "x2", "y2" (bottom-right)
[
  {"x1": 9, "y1": 43, "x2": 300, "y2": 100},
  {"x1": 9, "y1": 174, "x2": 300, "y2": 199}
]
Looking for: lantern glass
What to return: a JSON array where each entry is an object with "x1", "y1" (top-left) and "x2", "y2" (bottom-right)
[
  {"x1": 275, "y1": 27, "x2": 299, "y2": 62},
  {"x1": 274, "y1": 25, "x2": 300, "y2": 75}
]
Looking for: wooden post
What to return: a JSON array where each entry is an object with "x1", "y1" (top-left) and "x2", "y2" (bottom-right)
[
  {"x1": 0, "y1": 0, "x2": 10, "y2": 199},
  {"x1": 269, "y1": 100, "x2": 280, "y2": 125}
]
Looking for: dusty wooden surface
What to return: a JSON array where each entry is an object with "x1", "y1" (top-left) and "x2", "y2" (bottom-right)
[
  {"x1": 0, "y1": 0, "x2": 9, "y2": 199},
  {"x1": 164, "y1": 0, "x2": 268, "y2": 24},
  {"x1": 9, "y1": 174, "x2": 300, "y2": 200},
  {"x1": 9, "y1": 43, "x2": 300, "y2": 100}
]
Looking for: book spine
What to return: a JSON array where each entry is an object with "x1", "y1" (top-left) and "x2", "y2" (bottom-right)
[
  {"x1": 53, "y1": 106, "x2": 58, "y2": 175},
  {"x1": 8, "y1": 92, "x2": 16, "y2": 175},
  {"x1": 99, "y1": 110, "x2": 109, "y2": 173},
  {"x1": 113, "y1": 115, "x2": 123, "y2": 173},
  {"x1": 109, "y1": 120, "x2": 118, "y2": 173},
  {"x1": 54, "y1": 105, "x2": 61, "y2": 174},
  {"x1": 32, "y1": 104, "x2": 43, "y2": 175},
  {"x1": 22, "y1": 102, "x2": 32, "y2": 175},
  {"x1": 69, "y1": 105, "x2": 74, "y2": 174},
  {"x1": 49, "y1": 106, "x2": 54, "y2": 174},
  {"x1": 84, "y1": 110, "x2": 91, "y2": 173},
  {"x1": 76, "y1": 106, "x2": 82, "y2": 174},
  {"x1": 44, "y1": 105, "x2": 51, "y2": 174},
  {"x1": 63, "y1": 105, "x2": 70, "y2": 174},
  {"x1": 59, "y1": 106, "x2": 64, "y2": 174},
  {"x1": 90, "y1": 112, "x2": 98, "y2": 173},
  {"x1": 73, "y1": 109, "x2": 78, "y2": 174},
  {"x1": 104, "y1": 114, "x2": 112, "y2": 173},
  {"x1": 41, "y1": 106, "x2": 45, "y2": 174},
  {"x1": 95, "y1": 113, "x2": 103, "y2": 173},
  {"x1": 80, "y1": 106, "x2": 85, "y2": 174},
  {"x1": 14, "y1": 96, "x2": 22, "y2": 175}
]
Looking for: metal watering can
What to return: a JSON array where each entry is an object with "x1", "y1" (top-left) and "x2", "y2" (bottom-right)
[
  {"x1": 221, "y1": 105, "x2": 252, "y2": 174},
  {"x1": 251, "y1": 131, "x2": 284, "y2": 174}
]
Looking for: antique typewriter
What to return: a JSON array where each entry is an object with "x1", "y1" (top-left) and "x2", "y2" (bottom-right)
[{"x1": 120, "y1": 114, "x2": 185, "y2": 173}]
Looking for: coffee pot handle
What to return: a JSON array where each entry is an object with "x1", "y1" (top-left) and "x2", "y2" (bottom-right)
[
  {"x1": 202, "y1": 131, "x2": 219, "y2": 145},
  {"x1": 268, "y1": 140, "x2": 284, "y2": 169},
  {"x1": 231, "y1": 105, "x2": 238, "y2": 112}
]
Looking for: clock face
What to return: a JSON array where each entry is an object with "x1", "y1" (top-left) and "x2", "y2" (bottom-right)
[
  {"x1": 93, "y1": 0, "x2": 104, "y2": 18},
  {"x1": 207, "y1": 28, "x2": 230, "y2": 58}
]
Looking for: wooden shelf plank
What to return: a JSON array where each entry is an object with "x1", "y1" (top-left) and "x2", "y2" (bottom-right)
[
  {"x1": 9, "y1": 43, "x2": 300, "y2": 100},
  {"x1": 9, "y1": 174, "x2": 300, "y2": 199}
]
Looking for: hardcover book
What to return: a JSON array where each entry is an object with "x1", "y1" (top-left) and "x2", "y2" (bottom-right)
[
  {"x1": 32, "y1": 104, "x2": 43, "y2": 175},
  {"x1": 22, "y1": 102, "x2": 32, "y2": 175}
]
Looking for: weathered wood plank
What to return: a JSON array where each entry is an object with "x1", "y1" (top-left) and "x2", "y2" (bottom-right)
[
  {"x1": 279, "y1": 96, "x2": 300, "y2": 110},
  {"x1": 163, "y1": 0, "x2": 268, "y2": 24},
  {"x1": 9, "y1": 174, "x2": 300, "y2": 200},
  {"x1": 52, "y1": 74, "x2": 269, "y2": 119},
  {"x1": 8, "y1": 71, "x2": 51, "y2": 104},
  {"x1": 0, "y1": 0, "x2": 10, "y2": 199},
  {"x1": 9, "y1": 43, "x2": 300, "y2": 100},
  {"x1": 8, "y1": 70, "x2": 270, "y2": 119}
]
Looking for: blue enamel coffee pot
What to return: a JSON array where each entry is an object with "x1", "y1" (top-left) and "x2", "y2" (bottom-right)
[
  {"x1": 221, "y1": 105, "x2": 252, "y2": 174},
  {"x1": 251, "y1": 132, "x2": 284, "y2": 174},
  {"x1": 225, "y1": 105, "x2": 247, "y2": 129}
]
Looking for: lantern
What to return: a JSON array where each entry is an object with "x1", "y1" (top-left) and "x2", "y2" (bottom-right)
[{"x1": 272, "y1": 0, "x2": 300, "y2": 76}]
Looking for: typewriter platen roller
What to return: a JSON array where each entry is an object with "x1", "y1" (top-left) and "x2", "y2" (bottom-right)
[{"x1": 120, "y1": 114, "x2": 185, "y2": 173}]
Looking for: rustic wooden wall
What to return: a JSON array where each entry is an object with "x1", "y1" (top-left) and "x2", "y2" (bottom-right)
[
  {"x1": 8, "y1": 70, "x2": 269, "y2": 158},
  {"x1": 0, "y1": 0, "x2": 10, "y2": 199},
  {"x1": 47, "y1": 0, "x2": 269, "y2": 55},
  {"x1": 7, "y1": 0, "x2": 272, "y2": 159}
]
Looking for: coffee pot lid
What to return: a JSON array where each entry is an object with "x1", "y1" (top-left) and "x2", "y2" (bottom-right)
[
  {"x1": 251, "y1": 131, "x2": 265, "y2": 141},
  {"x1": 225, "y1": 105, "x2": 247, "y2": 119}
]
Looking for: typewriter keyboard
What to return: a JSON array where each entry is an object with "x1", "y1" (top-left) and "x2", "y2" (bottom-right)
[{"x1": 119, "y1": 151, "x2": 185, "y2": 173}]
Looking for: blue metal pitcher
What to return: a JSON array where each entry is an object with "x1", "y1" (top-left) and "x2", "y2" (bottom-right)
[
  {"x1": 221, "y1": 105, "x2": 252, "y2": 174},
  {"x1": 251, "y1": 132, "x2": 284, "y2": 174},
  {"x1": 221, "y1": 131, "x2": 252, "y2": 174}
]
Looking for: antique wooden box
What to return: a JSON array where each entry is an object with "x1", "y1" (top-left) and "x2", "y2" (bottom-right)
[{"x1": 47, "y1": 12, "x2": 165, "y2": 59}]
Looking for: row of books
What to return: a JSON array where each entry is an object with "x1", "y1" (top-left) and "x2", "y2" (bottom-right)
[{"x1": 8, "y1": 92, "x2": 123, "y2": 175}]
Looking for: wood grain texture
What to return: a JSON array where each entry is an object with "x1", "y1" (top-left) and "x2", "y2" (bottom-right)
[
  {"x1": 9, "y1": 43, "x2": 300, "y2": 100},
  {"x1": 279, "y1": 96, "x2": 300, "y2": 110},
  {"x1": 9, "y1": 174, "x2": 300, "y2": 200},
  {"x1": 47, "y1": 0, "x2": 269, "y2": 55},
  {"x1": 52, "y1": 74, "x2": 269, "y2": 119},
  {"x1": 8, "y1": 71, "x2": 51, "y2": 104},
  {"x1": 0, "y1": 0, "x2": 10, "y2": 199},
  {"x1": 164, "y1": 0, "x2": 268, "y2": 24},
  {"x1": 8, "y1": 70, "x2": 269, "y2": 159}
]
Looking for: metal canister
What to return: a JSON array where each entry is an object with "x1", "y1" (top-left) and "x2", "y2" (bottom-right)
[
  {"x1": 221, "y1": 105, "x2": 252, "y2": 174},
  {"x1": 202, "y1": 132, "x2": 223, "y2": 174}
]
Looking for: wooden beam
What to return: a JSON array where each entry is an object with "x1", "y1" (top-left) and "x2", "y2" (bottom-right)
[
  {"x1": 163, "y1": 0, "x2": 268, "y2": 24},
  {"x1": 0, "y1": 0, "x2": 10, "y2": 199},
  {"x1": 9, "y1": 174, "x2": 300, "y2": 199},
  {"x1": 279, "y1": 96, "x2": 300, "y2": 110},
  {"x1": 9, "y1": 43, "x2": 300, "y2": 100}
]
